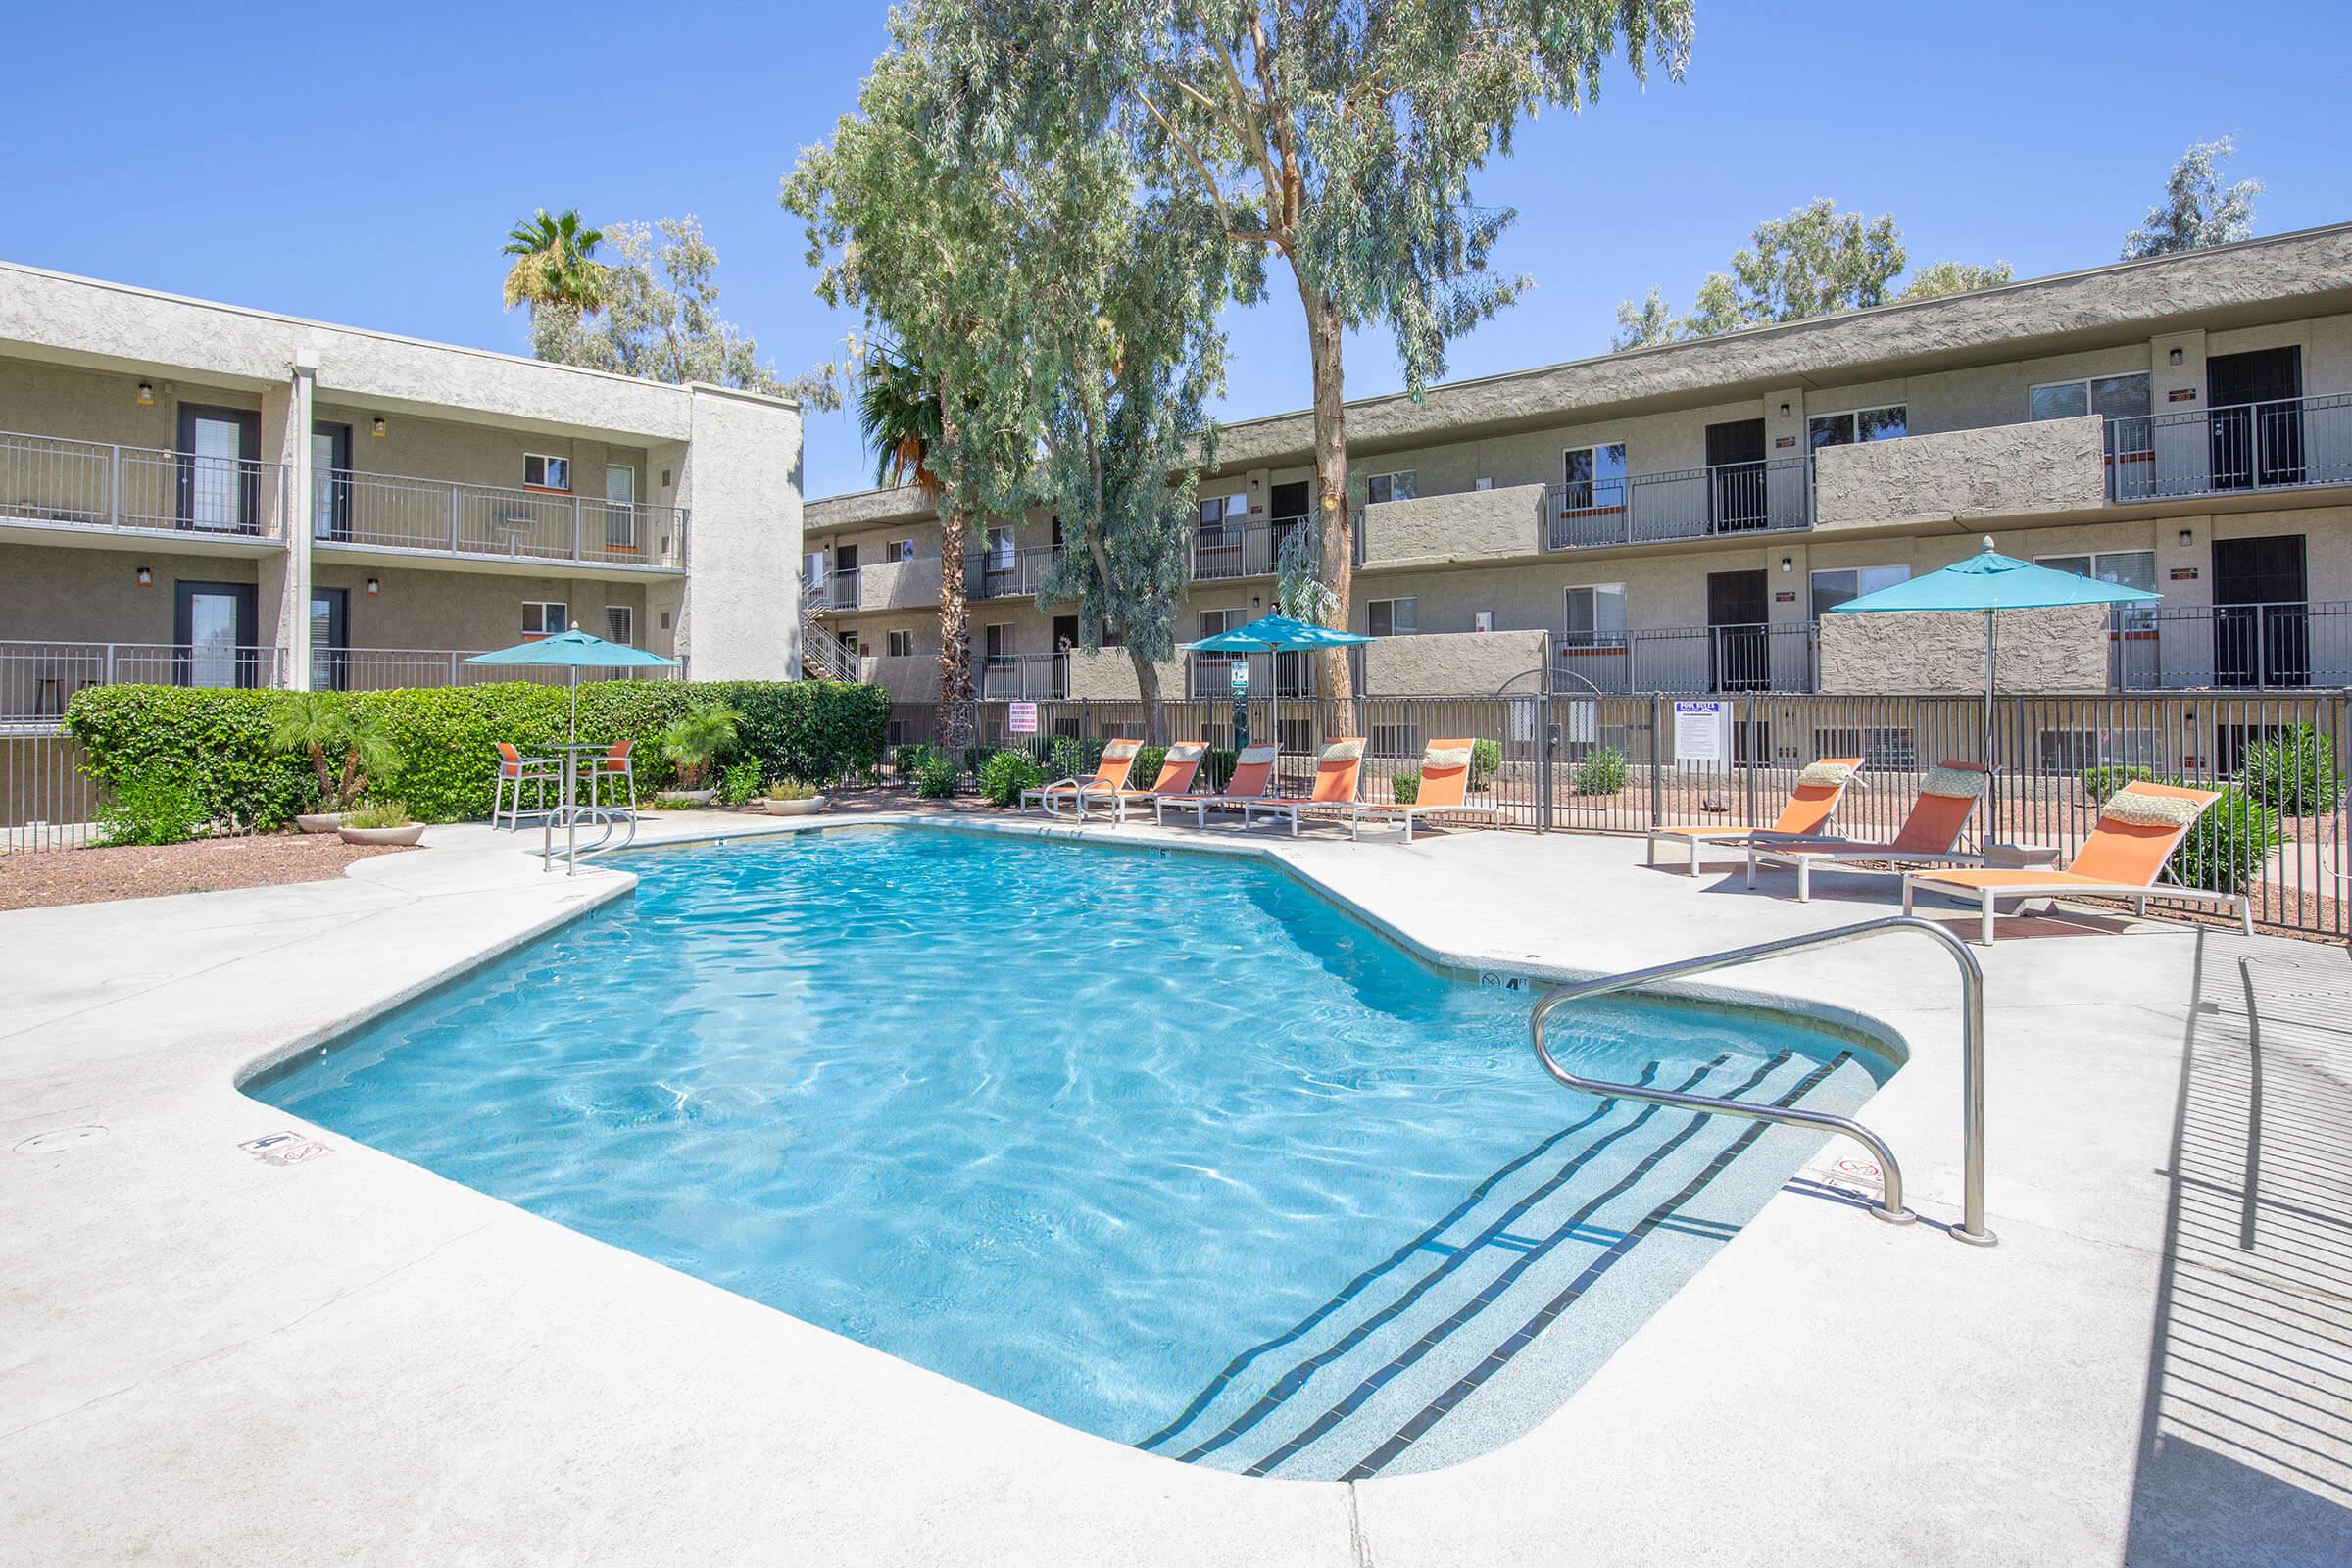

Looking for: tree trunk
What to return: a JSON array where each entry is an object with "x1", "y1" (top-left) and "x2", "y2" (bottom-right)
[
  {"x1": 1303, "y1": 284, "x2": 1357, "y2": 733},
  {"x1": 1129, "y1": 647, "x2": 1168, "y2": 746},
  {"x1": 935, "y1": 504, "x2": 974, "y2": 761}
]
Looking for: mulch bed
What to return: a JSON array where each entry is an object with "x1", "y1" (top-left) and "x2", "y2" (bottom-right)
[{"x1": 0, "y1": 833, "x2": 414, "y2": 912}]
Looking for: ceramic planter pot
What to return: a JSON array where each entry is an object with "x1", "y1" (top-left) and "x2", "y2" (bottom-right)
[
  {"x1": 338, "y1": 823, "x2": 425, "y2": 847},
  {"x1": 295, "y1": 811, "x2": 350, "y2": 834},
  {"x1": 762, "y1": 795, "x2": 829, "y2": 817},
  {"x1": 658, "y1": 789, "x2": 718, "y2": 806}
]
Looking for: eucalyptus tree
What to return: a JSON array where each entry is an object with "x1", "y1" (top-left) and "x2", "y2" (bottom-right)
[
  {"x1": 786, "y1": 49, "x2": 1039, "y2": 757},
  {"x1": 2122, "y1": 138, "x2": 2262, "y2": 259},
  {"x1": 913, "y1": 0, "x2": 1694, "y2": 705}
]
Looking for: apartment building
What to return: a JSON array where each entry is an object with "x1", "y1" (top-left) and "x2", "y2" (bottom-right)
[
  {"x1": 801, "y1": 222, "x2": 2352, "y2": 710},
  {"x1": 0, "y1": 262, "x2": 803, "y2": 724}
]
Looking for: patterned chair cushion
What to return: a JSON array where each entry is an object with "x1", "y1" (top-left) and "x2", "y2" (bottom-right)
[
  {"x1": 1102, "y1": 740, "x2": 1140, "y2": 762},
  {"x1": 1236, "y1": 744, "x2": 1280, "y2": 766},
  {"x1": 1319, "y1": 739, "x2": 1365, "y2": 762},
  {"x1": 1165, "y1": 742, "x2": 1206, "y2": 763},
  {"x1": 1918, "y1": 765, "x2": 1988, "y2": 800},
  {"x1": 1423, "y1": 746, "x2": 1473, "y2": 769},
  {"x1": 2100, "y1": 788, "x2": 2206, "y2": 830},
  {"x1": 1795, "y1": 760, "x2": 1856, "y2": 788}
]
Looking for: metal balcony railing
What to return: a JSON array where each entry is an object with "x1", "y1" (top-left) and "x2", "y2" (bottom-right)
[
  {"x1": 2107, "y1": 393, "x2": 2352, "y2": 503},
  {"x1": 1551, "y1": 622, "x2": 1820, "y2": 696},
  {"x1": 1546, "y1": 457, "x2": 1812, "y2": 551},
  {"x1": 310, "y1": 646, "x2": 680, "y2": 692},
  {"x1": 1184, "y1": 646, "x2": 1360, "y2": 701},
  {"x1": 315, "y1": 468, "x2": 686, "y2": 568},
  {"x1": 978, "y1": 652, "x2": 1069, "y2": 700},
  {"x1": 968, "y1": 545, "x2": 1065, "y2": 601},
  {"x1": 1190, "y1": 515, "x2": 1305, "y2": 582},
  {"x1": 2110, "y1": 601, "x2": 2352, "y2": 691},
  {"x1": 0, "y1": 428, "x2": 291, "y2": 540},
  {"x1": 1, "y1": 640, "x2": 288, "y2": 722}
]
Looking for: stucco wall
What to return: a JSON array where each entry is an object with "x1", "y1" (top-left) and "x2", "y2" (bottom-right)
[
  {"x1": 674, "y1": 385, "x2": 801, "y2": 681},
  {"x1": 1817, "y1": 605, "x2": 2109, "y2": 695},
  {"x1": 1360, "y1": 484, "x2": 1546, "y2": 566},
  {"x1": 1814, "y1": 415, "x2": 2107, "y2": 529},
  {"x1": 1362, "y1": 629, "x2": 1550, "y2": 695},
  {"x1": 1066, "y1": 649, "x2": 1183, "y2": 701}
]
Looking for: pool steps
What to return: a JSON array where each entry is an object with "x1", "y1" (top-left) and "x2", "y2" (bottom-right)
[{"x1": 1139, "y1": 1050, "x2": 1864, "y2": 1480}]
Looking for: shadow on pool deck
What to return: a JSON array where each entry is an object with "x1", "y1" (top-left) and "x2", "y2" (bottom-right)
[{"x1": 2124, "y1": 934, "x2": 2352, "y2": 1567}]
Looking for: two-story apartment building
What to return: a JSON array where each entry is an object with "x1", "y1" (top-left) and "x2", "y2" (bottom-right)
[
  {"x1": 0, "y1": 262, "x2": 803, "y2": 724},
  {"x1": 802, "y1": 222, "x2": 2352, "y2": 710}
]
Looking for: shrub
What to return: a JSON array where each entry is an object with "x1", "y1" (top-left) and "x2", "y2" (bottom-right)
[
  {"x1": 766, "y1": 778, "x2": 821, "y2": 803},
  {"x1": 2170, "y1": 785, "x2": 2280, "y2": 894},
  {"x1": 67, "y1": 687, "x2": 318, "y2": 830},
  {"x1": 1047, "y1": 735, "x2": 1106, "y2": 782},
  {"x1": 1573, "y1": 746, "x2": 1629, "y2": 797},
  {"x1": 1391, "y1": 772, "x2": 1421, "y2": 806},
  {"x1": 717, "y1": 759, "x2": 765, "y2": 806},
  {"x1": 894, "y1": 741, "x2": 936, "y2": 777},
  {"x1": 1469, "y1": 738, "x2": 1501, "y2": 790},
  {"x1": 97, "y1": 766, "x2": 206, "y2": 847},
  {"x1": 660, "y1": 703, "x2": 743, "y2": 790},
  {"x1": 269, "y1": 693, "x2": 399, "y2": 811},
  {"x1": 346, "y1": 801, "x2": 414, "y2": 829},
  {"x1": 978, "y1": 749, "x2": 1046, "y2": 807},
  {"x1": 2236, "y1": 724, "x2": 2342, "y2": 816},
  {"x1": 913, "y1": 750, "x2": 957, "y2": 799},
  {"x1": 1130, "y1": 745, "x2": 1168, "y2": 790}
]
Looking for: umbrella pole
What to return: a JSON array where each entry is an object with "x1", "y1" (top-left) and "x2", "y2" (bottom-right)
[{"x1": 1984, "y1": 610, "x2": 1998, "y2": 843}]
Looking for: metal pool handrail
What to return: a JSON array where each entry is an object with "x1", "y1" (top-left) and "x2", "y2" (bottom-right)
[{"x1": 1529, "y1": 915, "x2": 1994, "y2": 1247}]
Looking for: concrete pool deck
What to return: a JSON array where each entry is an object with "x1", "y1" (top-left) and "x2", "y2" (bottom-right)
[{"x1": 2, "y1": 810, "x2": 2346, "y2": 1565}]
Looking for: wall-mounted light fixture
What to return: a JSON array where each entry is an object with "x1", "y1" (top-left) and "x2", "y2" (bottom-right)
[
  {"x1": 365, "y1": 577, "x2": 381, "y2": 597},
  {"x1": 1778, "y1": 401, "x2": 1791, "y2": 417},
  {"x1": 2169, "y1": 347, "x2": 2185, "y2": 366},
  {"x1": 370, "y1": 416, "x2": 387, "y2": 438},
  {"x1": 136, "y1": 382, "x2": 154, "y2": 406},
  {"x1": 134, "y1": 565, "x2": 152, "y2": 587},
  {"x1": 661, "y1": 468, "x2": 672, "y2": 488},
  {"x1": 2178, "y1": 528, "x2": 2193, "y2": 547},
  {"x1": 1780, "y1": 556, "x2": 1793, "y2": 573}
]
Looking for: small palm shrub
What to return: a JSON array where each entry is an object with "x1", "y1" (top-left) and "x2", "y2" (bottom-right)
[
  {"x1": 2236, "y1": 725, "x2": 2342, "y2": 816},
  {"x1": 659, "y1": 703, "x2": 743, "y2": 790},
  {"x1": 1573, "y1": 746, "x2": 1629, "y2": 796},
  {"x1": 97, "y1": 767, "x2": 205, "y2": 847},
  {"x1": 978, "y1": 749, "x2": 1046, "y2": 807},
  {"x1": 269, "y1": 693, "x2": 398, "y2": 811}
]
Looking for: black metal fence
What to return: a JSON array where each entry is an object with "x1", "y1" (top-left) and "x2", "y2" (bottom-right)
[{"x1": 889, "y1": 689, "x2": 2351, "y2": 938}]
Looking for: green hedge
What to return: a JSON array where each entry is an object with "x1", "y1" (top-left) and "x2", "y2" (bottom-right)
[{"x1": 65, "y1": 680, "x2": 890, "y2": 827}]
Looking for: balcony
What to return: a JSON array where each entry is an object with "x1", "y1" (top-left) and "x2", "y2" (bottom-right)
[
  {"x1": 2108, "y1": 394, "x2": 2352, "y2": 504},
  {"x1": 311, "y1": 647, "x2": 680, "y2": 693},
  {"x1": 1550, "y1": 622, "x2": 1820, "y2": 696},
  {"x1": 2, "y1": 640, "x2": 288, "y2": 725},
  {"x1": 0, "y1": 428, "x2": 289, "y2": 543},
  {"x1": 1184, "y1": 647, "x2": 1354, "y2": 701},
  {"x1": 314, "y1": 468, "x2": 685, "y2": 569},
  {"x1": 979, "y1": 652, "x2": 1069, "y2": 700},
  {"x1": 2111, "y1": 602, "x2": 2352, "y2": 690},
  {"x1": 1545, "y1": 457, "x2": 1812, "y2": 551},
  {"x1": 1360, "y1": 489, "x2": 1544, "y2": 568},
  {"x1": 1191, "y1": 516, "x2": 1303, "y2": 582},
  {"x1": 968, "y1": 545, "x2": 1065, "y2": 600},
  {"x1": 1811, "y1": 416, "x2": 2106, "y2": 529}
]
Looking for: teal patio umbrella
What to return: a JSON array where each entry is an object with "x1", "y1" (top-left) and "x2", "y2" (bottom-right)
[
  {"x1": 1827, "y1": 537, "x2": 2160, "y2": 830},
  {"x1": 466, "y1": 629, "x2": 679, "y2": 739},
  {"x1": 1184, "y1": 612, "x2": 1372, "y2": 755}
]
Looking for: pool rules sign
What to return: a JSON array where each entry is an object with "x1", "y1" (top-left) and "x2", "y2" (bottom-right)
[
  {"x1": 1673, "y1": 700, "x2": 1731, "y2": 770},
  {"x1": 1007, "y1": 702, "x2": 1038, "y2": 734}
]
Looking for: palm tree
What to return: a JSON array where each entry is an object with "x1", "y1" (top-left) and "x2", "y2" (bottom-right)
[
  {"x1": 501, "y1": 209, "x2": 610, "y2": 313},
  {"x1": 858, "y1": 346, "x2": 972, "y2": 754},
  {"x1": 268, "y1": 694, "x2": 399, "y2": 812}
]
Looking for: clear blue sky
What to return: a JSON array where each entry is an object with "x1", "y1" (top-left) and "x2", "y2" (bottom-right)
[{"x1": 3, "y1": 2, "x2": 2346, "y2": 500}]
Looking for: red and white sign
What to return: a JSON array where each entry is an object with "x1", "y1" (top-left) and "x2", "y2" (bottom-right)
[{"x1": 1007, "y1": 702, "x2": 1038, "y2": 735}]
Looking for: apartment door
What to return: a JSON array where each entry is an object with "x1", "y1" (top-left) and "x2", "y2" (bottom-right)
[
  {"x1": 1704, "y1": 418, "x2": 1768, "y2": 532},
  {"x1": 310, "y1": 421, "x2": 352, "y2": 540},
  {"x1": 173, "y1": 581, "x2": 258, "y2": 689},
  {"x1": 2212, "y1": 535, "x2": 2309, "y2": 687},
  {"x1": 176, "y1": 406, "x2": 260, "y2": 532},
  {"x1": 1706, "y1": 568, "x2": 1770, "y2": 692},
  {"x1": 1052, "y1": 612, "x2": 1079, "y2": 697},
  {"x1": 832, "y1": 542, "x2": 859, "y2": 610},
  {"x1": 2207, "y1": 346, "x2": 2304, "y2": 490},
  {"x1": 1269, "y1": 479, "x2": 1310, "y2": 567},
  {"x1": 309, "y1": 588, "x2": 348, "y2": 691},
  {"x1": 604, "y1": 463, "x2": 639, "y2": 552}
]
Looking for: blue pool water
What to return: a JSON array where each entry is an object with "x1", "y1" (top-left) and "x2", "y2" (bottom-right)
[{"x1": 250, "y1": 826, "x2": 1892, "y2": 1478}]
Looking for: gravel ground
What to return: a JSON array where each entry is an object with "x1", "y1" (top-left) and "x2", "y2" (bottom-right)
[{"x1": 0, "y1": 833, "x2": 413, "y2": 911}]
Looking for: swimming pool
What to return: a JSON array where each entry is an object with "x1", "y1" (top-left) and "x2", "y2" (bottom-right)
[{"x1": 249, "y1": 825, "x2": 1894, "y2": 1479}]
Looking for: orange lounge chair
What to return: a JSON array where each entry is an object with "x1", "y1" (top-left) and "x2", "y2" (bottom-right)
[
  {"x1": 1025, "y1": 738, "x2": 1141, "y2": 816},
  {"x1": 1746, "y1": 761, "x2": 1990, "y2": 902},
  {"x1": 1902, "y1": 780, "x2": 2249, "y2": 944},
  {"x1": 1350, "y1": 738, "x2": 1501, "y2": 843},
  {"x1": 1154, "y1": 743, "x2": 1280, "y2": 826},
  {"x1": 1244, "y1": 738, "x2": 1364, "y2": 838},
  {"x1": 1647, "y1": 758, "x2": 1864, "y2": 875},
  {"x1": 1076, "y1": 741, "x2": 1207, "y2": 824}
]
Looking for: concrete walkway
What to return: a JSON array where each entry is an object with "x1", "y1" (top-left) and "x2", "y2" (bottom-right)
[{"x1": 2, "y1": 810, "x2": 2346, "y2": 1565}]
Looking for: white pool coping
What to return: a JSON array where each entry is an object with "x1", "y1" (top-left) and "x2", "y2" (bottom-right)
[{"x1": 0, "y1": 808, "x2": 2327, "y2": 1564}]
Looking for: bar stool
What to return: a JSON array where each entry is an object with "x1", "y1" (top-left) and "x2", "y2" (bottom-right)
[
  {"x1": 585, "y1": 739, "x2": 638, "y2": 814},
  {"x1": 493, "y1": 741, "x2": 560, "y2": 830}
]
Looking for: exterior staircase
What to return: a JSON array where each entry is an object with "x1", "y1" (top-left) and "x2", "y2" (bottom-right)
[{"x1": 799, "y1": 600, "x2": 860, "y2": 682}]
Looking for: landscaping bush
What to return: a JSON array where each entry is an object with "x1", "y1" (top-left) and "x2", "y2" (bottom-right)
[
  {"x1": 97, "y1": 766, "x2": 206, "y2": 847},
  {"x1": 65, "y1": 678, "x2": 890, "y2": 827},
  {"x1": 2078, "y1": 764, "x2": 2158, "y2": 805},
  {"x1": 894, "y1": 741, "x2": 938, "y2": 778},
  {"x1": 1469, "y1": 738, "x2": 1501, "y2": 791},
  {"x1": 1131, "y1": 745, "x2": 1168, "y2": 789},
  {"x1": 346, "y1": 800, "x2": 414, "y2": 830},
  {"x1": 978, "y1": 749, "x2": 1046, "y2": 807},
  {"x1": 2170, "y1": 784, "x2": 2280, "y2": 894},
  {"x1": 1046, "y1": 734, "x2": 1107, "y2": 782},
  {"x1": 1573, "y1": 746, "x2": 1629, "y2": 797},
  {"x1": 2236, "y1": 724, "x2": 2343, "y2": 816},
  {"x1": 1391, "y1": 772, "x2": 1421, "y2": 806},
  {"x1": 913, "y1": 749, "x2": 957, "y2": 799},
  {"x1": 717, "y1": 760, "x2": 765, "y2": 806}
]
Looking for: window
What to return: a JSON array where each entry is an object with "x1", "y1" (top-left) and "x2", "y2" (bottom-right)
[
  {"x1": 1365, "y1": 470, "x2": 1417, "y2": 504},
  {"x1": 1198, "y1": 493, "x2": 1247, "y2": 542},
  {"x1": 1562, "y1": 584, "x2": 1627, "y2": 647},
  {"x1": 2032, "y1": 373, "x2": 2152, "y2": 460},
  {"x1": 886, "y1": 538, "x2": 916, "y2": 564},
  {"x1": 983, "y1": 623, "x2": 1014, "y2": 660},
  {"x1": 802, "y1": 550, "x2": 825, "y2": 590},
  {"x1": 1199, "y1": 608, "x2": 1237, "y2": 637},
  {"x1": 1811, "y1": 727, "x2": 1918, "y2": 772},
  {"x1": 521, "y1": 601, "x2": 567, "y2": 638},
  {"x1": 1561, "y1": 444, "x2": 1628, "y2": 511},
  {"x1": 886, "y1": 628, "x2": 914, "y2": 659},
  {"x1": 1806, "y1": 405, "x2": 1909, "y2": 450},
  {"x1": 2035, "y1": 727, "x2": 2161, "y2": 774},
  {"x1": 1370, "y1": 721, "x2": 1424, "y2": 759},
  {"x1": 1367, "y1": 598, "x2": 1418, "y2": 637},
  {"x1": 522, "y1": 454, "x2": 570, "y2": 491},
  {"x1": 986, "y1": 526, "x2": 1015, "y2": 570},
  {"x1": 1809, "y1": 565, "x2": 1911, "y2": 617},
  {"x1": 603, "y1": 606, "x2": 633, "y2": 646},
  {"x1": 2037, "y1": 549, "x2": 2157, "y2": 632}
]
